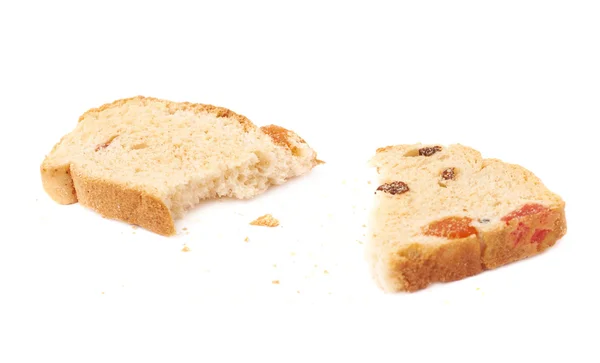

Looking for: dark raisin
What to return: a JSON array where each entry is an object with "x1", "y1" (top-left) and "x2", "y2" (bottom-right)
[
  {"x1": 441, "y1": 167, "x2": 456, "y2": 180},
  {"x1": 479, "y1": 218, "x2": 490, "y2": 223},
  {"x1": 418, "y1": 146, "x2": 442, "y2": 156},
  {"x1": 376, "y1": 181, "x2": 409, "y2": 195}
]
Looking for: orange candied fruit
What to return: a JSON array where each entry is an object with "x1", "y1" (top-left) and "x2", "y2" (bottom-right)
[
  {"x1": 422, "y1": 216, "x2": 478, "y2": 239},
  {"x1": 501, "y1": 204, "x2": 549, "y2": 224}
]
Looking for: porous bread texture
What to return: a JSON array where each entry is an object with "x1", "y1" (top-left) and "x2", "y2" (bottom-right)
[
  {"x1": 41, "y1": 96, "x2": 320, "y2": 236},
  {"x1": 368, "y1": 143, "x2": 567, "y2": 292}
]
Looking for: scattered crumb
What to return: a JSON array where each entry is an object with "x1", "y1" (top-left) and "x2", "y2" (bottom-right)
[
  {"x1": 244, "y1": 236, "x2": 249, "y2": 242},
  {"x1": 476, "y1": 287, "x2": 480, "y2": 291},
  {"x1": 132, "y1": 231, "x2": 136, "y2": 235},
  {"x1": 272, "y1": 280, "x2": 280, "y2": 285},
  {"x1": 182, "y1": 227, "x2": 187, "y2": 231},
  {"x1": 324, "y1": 270, "x2": 329, "y2": 275},
  {"x1": 250, "y1": 214, "x2": 280, "y2": 227},
  {"x1": 273, "y1": 264, "x2": 277, "y2": 268},
  {"x1": 352, "y1": 205, "x2": 356, "y2": 209},
  {"x1": 290, "y1": 252, "x2": 296, "y2": 257},
  {"x1": 131, "y1": 225, "x2": 138, "y2": 230},
  {"x1": 101, "y1": 292, "x2": 104, "y2": 295},
  {"x1": 314, "y1": 264, "x2": 318, "y2": 268},
  {"x1": 296, "y1": 290, "x2": 300, "y2": 294},
  {"x1": 328, "y1": 292, "x2": 332, "y2": 295},
  {"x1": 362, "y1": 224, "x2": 366, "y2": 228},
  {"x1": 182, "y1": 245, "x2": 191, "y2": 252},
  {"x1": 368, "y1": 181, "x2": 372, "y2": 184},
  {"x1": 357, "y1": 240, "x2": 363, "y2": 244}
]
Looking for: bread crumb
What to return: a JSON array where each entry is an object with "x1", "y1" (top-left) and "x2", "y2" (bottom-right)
[
  {"x1": 182, "y1": 245, "x2": 191, "y2": 252},
  {"x1": 250, "y1": 214, "x2": 279, "y2": 227},
  {"x1": 368, "y1": 181, "x2": 372, "y2": 184},
  {"x1": 357, "y1": 240, "x2": 363, "y2": 244},
  {"x1": 362, "y1": 224, "x2": 366, "y2": 228},
  {"x1": 290, "y1": 252, "x2": 296, "y2": 256},
  {"x1": 182, "y1": 227, "x2": 187, "y2": 231},
  {"x1": 273, "y1": 264, "x2": 277, "y2": 268},
  {"x1": 272, "y1": 280, "x2": 280, "y2": 285},
  {"x1": 244, "y1": 236, "x2": 249, "y2": 242},
  {"x1": 132, "y1": 225, "x2": 138, "y2": 230},
  {"x1": 101, "y1": 292, "x2": 104, "y2": 295},
  {"x1": 297, "y1": 290, "x2": 301, "y2": 294},
  {"x1": 476, "y1": 287, "x2": 480, "y2": 291},
  {"x1": 324, "y1": 270, "x2": 329, "y2": 275}
]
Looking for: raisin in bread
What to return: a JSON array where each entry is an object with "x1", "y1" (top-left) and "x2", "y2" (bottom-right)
[
  {"x1": 368, "y1": 143, "x2": 567, "y2": 292},
  {"x1": 41, "y1": 96, "x2": 320, "y2": 236}
]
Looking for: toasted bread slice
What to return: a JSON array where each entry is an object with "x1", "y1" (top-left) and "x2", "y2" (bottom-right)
[
  {"x1": 41, "y1": 96, "x2": 320, "y2": 235},
  {"x1": 368, "y1": 143, "x2": 567, "y2": 292}
]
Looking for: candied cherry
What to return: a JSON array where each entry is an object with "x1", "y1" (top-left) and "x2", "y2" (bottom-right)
[{"x1": 501, "y1": 204, "x2": 548, "y2": 224}]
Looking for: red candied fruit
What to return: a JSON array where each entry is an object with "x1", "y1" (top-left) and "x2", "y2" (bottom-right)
[
  {"x1": 511, "y1": 223, "x2": 530, "y2": 246},
  {"x1": 501, "y1": 204, "x2": 549, "y2": 224},
  {"x1": 422, "y1": 216, "x2": 478, "y2": 239},
  {"x1": 531, "y1": 229, "x2": 550, "y2": 244}
]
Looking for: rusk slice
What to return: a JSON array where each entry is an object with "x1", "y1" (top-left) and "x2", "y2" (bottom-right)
[
  {"x1": 41, "y1": 96, "x2": 320, "y2": 235},
  {"x1": 368, "y1": 143, "x2": 567, "y2": 292}
]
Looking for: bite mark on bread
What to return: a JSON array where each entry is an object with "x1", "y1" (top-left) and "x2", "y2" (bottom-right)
[{"x1": 41, "y1": 96, "x2": 319, "y2": 235}]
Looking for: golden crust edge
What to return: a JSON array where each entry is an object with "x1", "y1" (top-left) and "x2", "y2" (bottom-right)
[
  {"x1": 374, "y1": 204, "x2": 567, "y2": 293},
  {"x1": 70, "y1": 165, "x2": 176, "y2": 236}
]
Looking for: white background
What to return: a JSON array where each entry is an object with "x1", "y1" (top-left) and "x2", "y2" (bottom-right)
[{"x1": 1, "y1": 0, "x2": 599, "y2": 362}]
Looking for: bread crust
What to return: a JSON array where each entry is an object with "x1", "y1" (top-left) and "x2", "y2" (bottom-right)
[
  {"x1": 77, "y1": 95, "x2": 256, "y2": 131},
  {"x1": 381, "y1": 205, "x2": 566, "y2": 292},
  {"x1": 384, "y1": 236, "x2": 483, "y2": 292},
  {"x1": 40, "y1": 163, "x2": 77, "y2": 205},
  {"x1": 70, "y1": 164, "x2": 176, "y2": 236}
]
